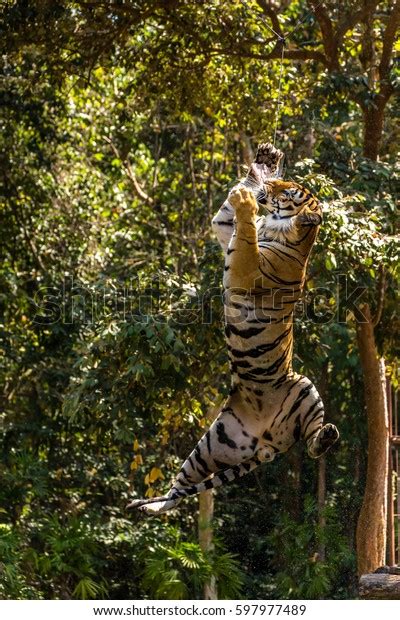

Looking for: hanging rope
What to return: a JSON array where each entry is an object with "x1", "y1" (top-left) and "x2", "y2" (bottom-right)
[
  {"x1": 239, "y1": 0, "x2": 282, "y2": 39},
  {"x1": 235, "y1": 1, "x2": 324, "y2": 146},
  {"x1": 273, "y1": 38, "x2": 285, "y2": 147}
]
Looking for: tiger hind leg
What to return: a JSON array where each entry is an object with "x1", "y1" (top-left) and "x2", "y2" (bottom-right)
[
  {"x1": 127, "y1": 404, "x2": 268, "y2": 516},
  {"x1": 290, "y1": 378, "x2": 339, "y2": 459},
  {"x1": 127, "y1": 451, "x2": 271, "y2": 516}
]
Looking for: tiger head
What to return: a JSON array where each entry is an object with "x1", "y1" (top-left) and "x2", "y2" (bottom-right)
[{"x1": 256, "y1": 179, "x2": 315, "y2": 228}]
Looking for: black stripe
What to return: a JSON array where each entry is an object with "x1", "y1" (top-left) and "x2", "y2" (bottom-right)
[
  {"x1": 302, "y1": 399, "x2": 323, "y2": 427},
  {"x1": 179, "y1": 468, "x2": 193, "y2": 483},
  {"x1": 230, "y1": 301, "x2": 250, "y2": 311},
  {"x1": 230, "y1": 360, "x2": 253, "y2": 372},
  {"x1": 271, "y1": 378, "x2": 303, "y2": 428},
  {"x1": 205, "y1": 431, "x2": 211, "y2": 453},
  {"x1": 218, "y1": 471, "x2": 229, "y2": 484},
  {"x1": 298, "y1": 195, "x2": 313, "y2": 207},
  {"x1": 293, "y1": 415, "x2": 301, "y2": 441},
  {"x1": 304, "y1": 419, "x2": 324, "y2": 443},
  {"x1": 250, "y1": 436, "x2": 258, "y2": 450},
  {"x1": 214, "y1": 458, "x2": 230, "y2": 470},
  {"x1": 265, "y1": 244, "x2": 304, "y2": 267},
  {"x1": 228, "y1": 326, "x2": 292, "y2": 359},
  {"x1": 260, "y1": 245, "x2": 290, "y2": 264},
  {"x1": 238, "y1": 365, "x2": 276, "y2": 377},
  {"x1": 260, "y1": 269, "x2": 302, "y2": 286},
  {"x1": 303, "y1": 410, "x2": 324, "y2": 440},
  {"x1": 272, "y1": 375, "x2": 289, "y2": 388},
  {"x1": 283, "y1": 385, "x2": 313, "y2": 422},
  {"x1": 196, "y1": 466, "x2": 209, "y2": 478},
  {"x1": 225, "y1": 323, "x2": 265, "y2": 339},
  {"x1": 216, "y1": 422, "x2": 237, "y2": 449},
  {"x1": 237, "y1": 341, "x2": 292, "y2": 381},
  {"x1": 237, "y1": 237, "x2": 257, "y2": 245},
  {"x1": 247, "y1": 311, "x2": 293, "y2": 325},
  {"x1": 285, "y1": 226, "x2": 314, "y2": 247},
  {"x1": 195, "y1": 447, "x2": 211, "y2": 474},
  {"x1": 259, "y1": 253, "x2": 276, "y2": 271},
  {"x1": 236, "y1": 374, "x2": 275, "y2": 384},
  {"x1": 224, "y1": 408, "x2": 244, "y2": 427}
]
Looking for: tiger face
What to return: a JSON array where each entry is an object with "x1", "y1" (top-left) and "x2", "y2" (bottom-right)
[{"x1": 256, "y1": 180, "x2": 309, "y2": 224}]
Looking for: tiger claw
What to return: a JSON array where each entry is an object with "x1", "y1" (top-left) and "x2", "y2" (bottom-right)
[
  {"x1": 254, "y1": 143, "x2": 284, "y2": 176},
  {"x1": 298, "y1": 211, "x2": 322, "y2": 227},
  {"x1": 126, "y1": 499, "x2": 145, "y2": 510},
  {"x1": 308, "y1": 423, "x2": 339, "y2": 458}
]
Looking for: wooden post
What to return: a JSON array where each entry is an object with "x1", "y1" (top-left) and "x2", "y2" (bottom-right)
[
  {"x1": 317, "y1": 455, "x2": 326, "y2": 563},
  {"x1": 198, "y1": 489, "x2": 217, "y2": 600},
  {"x1": 387, "y1": 379, "x2": 395, "y2": 566}
]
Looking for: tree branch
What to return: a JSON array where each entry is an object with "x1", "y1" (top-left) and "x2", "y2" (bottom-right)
[
  {"x1": 379, "y1": 0, "x2": 400, "y2": 81},
  {"x1": 372, "y1": 265, "x2": 386, "y2": 328},
  {"x1": 308, "y1": 0, "x2": 338, "y2": 69},
  {"x1": 335, "y1": 0, "x2": 381, "y2": 48},
  {"x1": 255, "y1": 0, "x2": 284, "y2": 38},
  {"x1": 209, "y1": 44, "x2": 327, "y2": 65},
  {"x1": 75, "y1": 0, "x2": 179, "y2": 15},
  {"x1": 104, "y1": 136, "x2": 154, "y2": 205}
]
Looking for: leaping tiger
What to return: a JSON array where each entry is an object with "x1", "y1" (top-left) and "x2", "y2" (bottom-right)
[{"x1": 128, "y1": 142, "x2": 339, "y2": 516}]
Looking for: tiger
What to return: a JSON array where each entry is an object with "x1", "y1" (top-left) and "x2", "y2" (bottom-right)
[{"x1": 128, "y1": 142, "x2": 339, "y2": 516}]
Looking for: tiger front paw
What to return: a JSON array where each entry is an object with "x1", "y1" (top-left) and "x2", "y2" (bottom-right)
[
  {"x1": 228, "y1": 187, "x2": 258, "y2": 220},
  {"x1": 297, "y1": 209, "x2": 322, "y2": 227},
  {"x1": 255, "y1": 143, "x2": 284, "y2": 171}
]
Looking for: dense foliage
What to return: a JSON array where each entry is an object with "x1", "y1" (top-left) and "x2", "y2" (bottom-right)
[{"x1": 0, "y1": 0, "x2": 399, "y2": 600}]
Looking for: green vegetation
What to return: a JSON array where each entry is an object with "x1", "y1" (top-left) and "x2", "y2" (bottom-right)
[{"x1": 0, "y1": 0, "x2": 399, "y2": 600}]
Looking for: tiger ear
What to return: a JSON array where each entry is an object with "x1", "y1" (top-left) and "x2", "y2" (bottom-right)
[{"x1": 268, "y1": 179, "x2": 293, "y2": 195}]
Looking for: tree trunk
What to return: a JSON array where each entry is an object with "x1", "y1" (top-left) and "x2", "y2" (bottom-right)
[
  {"x1": 361, "y1": 80, "x2": 394, "y2": 160},
  {"x1": 355, "y1": 303, "x2": 389, "y2": 575},
  {"x1": 362, "y1": 102, "x2": 386, "y2": 161},
  {"x1": 317, "y1": 455, "x2": 326, "y2": 563},
  {"x1": 316, "y1": 360, "x2": 328, "y2": 565},
  {"x1": 198, "y1": 489, "x2": 217, "y2": 599},
  {"x1": 282, "y1": 448, "x2": 302, "y2": 520}
]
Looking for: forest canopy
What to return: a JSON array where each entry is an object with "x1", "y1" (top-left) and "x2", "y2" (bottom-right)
[{"x1": 0, "y1": 0, "x2": 399, "y2": 600}]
